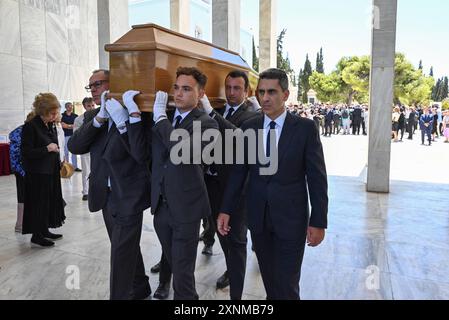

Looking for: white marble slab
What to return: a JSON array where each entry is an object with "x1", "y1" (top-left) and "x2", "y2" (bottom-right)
[
  {"x1": 20, "y1": 0, "x2": 46, "y2": 10},
  {"x1": 22, "y1": 57, "x2": 49, "y2": 110},
  {"x1": 0, "y1": 53, "x2": 24, "y2": 111},
  {"x1": 19, "y1": 3, "x2": 46, "y2": 59},
  {"x1": 45, "y1": 0, "x2": 67, "y2": 16},
  {"x1": 87, "y1": 0, "x2": 99, "y2": 70},
  {"x1": 48, "y1": 61, "x2": 70, "y2": 101},
  {"x1": 0, "y1": 109, "x2": 26, "y2": 136},
  {"x1": 69, "y1": 66, "x2": 90, "y2": 101},
  {"x1": 46, "y1": 11, "x2": 69, "y2": 64},
  {"x1": 0, "y1": 0, "x2": 21, "y2": 56}
]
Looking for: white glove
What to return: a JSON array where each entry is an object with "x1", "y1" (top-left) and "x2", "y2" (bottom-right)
[
  {"x1": 97, "y1": 90, "x2": 110, "y2": 119},
  {"x1": 105, "y1": 98, "x2": 129, "y2": 129},
  {"x1": 200, "y1": 95, "x2": 214, "y2": 115},
  {"x1": 247, "y1": 96, "x2": 261, "y2": 111},
  {"x1": 153, "y1": 91, "x2": 168, "y2": 122},
  {"x1": 122, "y1": 90, "x2": 141, "y2": 115}
]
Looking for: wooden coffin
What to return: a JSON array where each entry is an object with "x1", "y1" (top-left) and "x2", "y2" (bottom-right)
[{"x1": 105, "y1": 23, "x2": 258, "y2": 112}]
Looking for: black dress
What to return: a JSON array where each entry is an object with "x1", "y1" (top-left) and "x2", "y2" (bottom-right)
[{"x1": 21, "y1": 116, "x2": 65, "y2": 235}]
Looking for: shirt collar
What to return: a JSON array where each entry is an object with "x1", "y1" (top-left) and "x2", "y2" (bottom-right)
[
  {"x1": 264, "y1": 109, "x2": 287, "y2": 129},
  {"x1": 174, "y1": 108, "x2": 192, "y2": 122},
  {"x1": 225, "y1": 101, "x2": 244, "y2": 114}
]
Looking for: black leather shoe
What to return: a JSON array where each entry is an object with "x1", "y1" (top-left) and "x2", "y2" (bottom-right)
[
  {"x1": 216, "y1": 271, "x2": 229, "y2": 289},
  {"x1": 131, "y1": 284, "x2": 152, "y2": 300},
  {"x1": 153, "y1": 282, "x2": 170, "y2": 300},
  {"x1": 150, "y1": 262, "x2": 161, "y2": 273},
  {"x1": 43, "y1": 230, "x2": 63, "y2": 240},
  {"x1": 31, "y1": 234, "x2": 55, "y2": 247},
  {"x1": 82, "y1": 195, "x2": 88, "y2": 201},
  {"x1": 202, "y1": 244, "x2": 213, "y2": 256},
  {"x1": 75, "y1": 168, "x2": 82, "y2": 172}
]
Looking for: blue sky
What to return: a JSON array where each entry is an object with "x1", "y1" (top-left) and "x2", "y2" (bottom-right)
[{"x1": 241, "y1": 0, "x2": 449, "y2": 79}]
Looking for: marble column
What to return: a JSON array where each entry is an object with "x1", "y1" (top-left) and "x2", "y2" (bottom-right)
[
  {"x1": 212, "y1": 0, "x2": 240, "y2": 52},
  {"x1": 259, "y1": 0, "x2": 277, "y2": 72},
  {"x1": 366, "y1": 0, "x2": 398, "y2": 193},
  {"x1": 97, "y1": 0, "x2": 129, "y2": 69},
  {"x1": 170, "y1": 0, "x2": 190, "y2": 35}
]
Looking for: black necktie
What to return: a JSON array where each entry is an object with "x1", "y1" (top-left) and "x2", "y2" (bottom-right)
[
  {"x1": 266, "y1": 121, "x2": 277, "y2": 158},
  {"x1": 174, "y1": 115, "x2": 182, "y2": 128},
  {"x1": 225, "y1": 107, "x2": 235, "y2": 120}
]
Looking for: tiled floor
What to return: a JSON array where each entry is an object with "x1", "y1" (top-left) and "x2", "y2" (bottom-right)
[{"x1": 0, "y1": 133, "x2": 448, "y2": 300}]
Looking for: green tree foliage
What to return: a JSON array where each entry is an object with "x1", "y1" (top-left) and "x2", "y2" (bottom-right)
[
  {"x1": 442, "y1": 98, "x2": 449, "y2": 110},
  {"x1": 299, "y1": 55, "x2": 313, "y2": 102},
  {"x1": 276, "y1": 29, "x2": 293, "y2": 74},
  {"x1": 309, "y1": 53, "x2": 436, "y2": 106},
  {"x1": 316, "y1": 48, "x2": 324, "y2": 73},
  {"x1": 309, "y1": 71, "x2": 343, "y2": 103},
  {"x1": 252, "y1": 36, "x2": 259, "y2": 72},
  {"x1": 297, "y1": 69, "x2": 303, "y2": 102}
]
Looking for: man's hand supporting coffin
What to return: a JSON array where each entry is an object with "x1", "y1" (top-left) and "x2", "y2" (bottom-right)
[
  {"x1": 106, "y1": 98, "x2": 129, "y2": 134},
  {"x1": 153, "y1": 91, "x2": 168, "y2": 123}
]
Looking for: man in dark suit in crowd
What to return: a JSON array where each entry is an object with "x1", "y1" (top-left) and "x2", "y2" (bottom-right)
[
  {"x1": 324, "y1": 107, "x2": 333, "y2": 137},
  {"x1": 199, "y1": 70, "x2": 259, "y2": 299},
  {"x1": 407, "y1": 107, "x2": 417, "y2": 140},
  {"x1": 419, "y1": 107, "x2": 433, "y2": 146},
  {"x1": 217, "y1": 68, "x2": 328, "y2": 300},
  {"x1": 352, "y1": 105, "x2": 362, "y2": 135},
  {"x1": 68, "y1": 69, "x2": 152, "y2": 300},
  {"x1": 150, "y1": 67, "x2": 218, "y2": 300}
]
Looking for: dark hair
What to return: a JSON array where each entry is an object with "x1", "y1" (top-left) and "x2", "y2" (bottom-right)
[
  {"x1": 259, "y1": 68, "x2": 289, "y2": 91},
  {"x1": 82, "y1": 97, "x2": 94, "y2": 106},
  {"x1": 92, "y1": 69, "x2": 110, "y2": 78},
  {"x1": 226, "y1": 70, "x2": 249, "y2": 90},
  {"x1": 65, "y1": 102, "x2": 73, "y2": 108},
  {"x1": 176, "y1": 67, "x2": 208, "y2": 89}
]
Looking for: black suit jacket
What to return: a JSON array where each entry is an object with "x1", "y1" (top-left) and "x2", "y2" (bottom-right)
[
  {"x1": 209, "y1": 102, "x2": 259, "y2": 192},
  {"x1": 151, "y1": 108, "x2": 219, "y2": 223},
  {"x1": 68, "y1": 109, "x2": 152, "y2": 225},
  {"x1": 21, "y1": 116, "x2": 60, "y2": 175},
  {"x1": 221, "y1": 112, "x2": 328, "y2": 240}
]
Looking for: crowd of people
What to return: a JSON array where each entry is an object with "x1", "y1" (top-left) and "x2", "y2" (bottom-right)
[{"x1": 284, "y1": 102, "x2": 449, "y2": 144}]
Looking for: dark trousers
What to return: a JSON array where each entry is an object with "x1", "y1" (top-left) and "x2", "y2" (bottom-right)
[
  {"x1": 421, "y1": 127, "x2": 432, "y2": 145},
  {"x1": 206, "y1": 175, "x2": 247, "y2": 300},
  {"x1": 333, "y1": 121, "x2": 340, "y2": 134},
  {"x1": 103, "y1": 194, "x2": 150, "y2": 300},
  {"x1": 362, "y1": 120, "x2": 367, "y2": 134},
  {"x1": 408, "y1": 121, "x2": 416, "y2": 139},
  {"x1": 352, "y1": 120, "x2": 361, "y2": 135},
  {"x1": 251, "y1": 205, "x2": 306, "y2": 300},
  {"x1": 399, "y1": 126, "x2": 406, "y2": 140},
  {"x1": 154, "y1": 200, "x2": 201, "y2": 300},
  {"x1": 157, "y1": 252, "x2": 172, "y2": 284},
  {"x1": 201, "y1": 215, "x2": 216, "y2": 247},
  {"x1": 324, "y1": 123, "x2": 333, "y2": 136}
]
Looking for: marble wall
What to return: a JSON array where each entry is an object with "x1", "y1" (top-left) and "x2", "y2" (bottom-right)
[{"x1": 0, "y1": 0, "x2": 100, "y2": 136}]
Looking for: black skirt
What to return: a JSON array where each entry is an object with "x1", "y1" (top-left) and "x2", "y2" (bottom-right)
[
  {"x1": 392, "y1": 122, "x2": 399, "y2": 131},
  {"x1": 15, "y1": 173, "x2": 25, "y2": 203},
  {"x1": 22, "y1": 172, "x2": 66, "y2": 234}
]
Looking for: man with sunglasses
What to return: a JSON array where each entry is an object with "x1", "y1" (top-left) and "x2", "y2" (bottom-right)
[{"x1": 69, "y1": 69, "x2": 152, "y2": 300}]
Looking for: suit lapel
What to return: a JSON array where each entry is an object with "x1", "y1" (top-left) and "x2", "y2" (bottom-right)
[
  {"x1": 179, "y1": 108, "x2": 201, "y2": 131},
  {"x1": 276, "y1": 112, "x2": 297, "y2": 167}
]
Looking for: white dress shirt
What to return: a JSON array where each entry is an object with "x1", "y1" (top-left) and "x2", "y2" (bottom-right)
[{"x1": 263, "y1": 109, "x2": 287, "y2": 155}]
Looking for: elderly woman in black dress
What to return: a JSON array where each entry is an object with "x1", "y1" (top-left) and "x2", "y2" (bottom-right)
[{"x1": 21, "y1": 93, "x2": 66, "y2": 247}]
